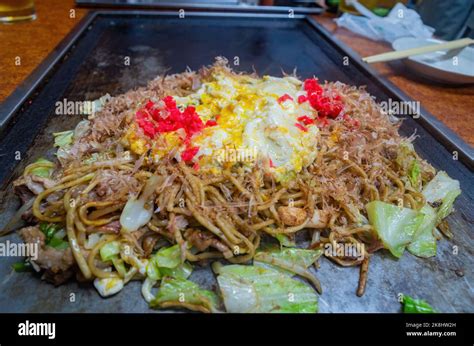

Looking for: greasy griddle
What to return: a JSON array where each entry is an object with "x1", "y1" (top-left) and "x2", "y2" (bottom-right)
[{"x1": 0, "y1": 11, "x2": 472, "y2": 313}]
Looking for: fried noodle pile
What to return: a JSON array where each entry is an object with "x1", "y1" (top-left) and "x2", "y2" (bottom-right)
[{"x1": 13, "y1": 58, "x2": 439, "y2": 301}]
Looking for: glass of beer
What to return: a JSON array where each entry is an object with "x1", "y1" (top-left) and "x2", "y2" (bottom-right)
[{"x1": 0, "y1": 0, "x2": 36, "y2": 23}]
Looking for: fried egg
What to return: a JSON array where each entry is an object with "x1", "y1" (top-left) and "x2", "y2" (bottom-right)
[{"x1": 129, "y1": 72, "x2": 319, "y2": 182}]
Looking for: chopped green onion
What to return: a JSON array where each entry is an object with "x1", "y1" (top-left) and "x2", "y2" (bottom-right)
[
  {"x1": 48, "y1": 237, "x2": 69, "y2": 250},
  {"x1": 12, "y1": 260, "x2": 32, "y2": 272},
  {"x1": 39, "y1": 222, "x2": 60, "y2": 243}
]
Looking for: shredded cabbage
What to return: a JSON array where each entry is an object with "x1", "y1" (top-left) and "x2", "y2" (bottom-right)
[
  {"x1": 254, "y1": 247, "x2": 322, "y2": 274},
  {"x1": 150, "y1": 277, "x2": 219, "y2": 312},
  {"x1": 274, "y1": 234, "x2": 296, "y2": 247},
  {"x1": 147, "y1": 244, "x2": 193, "y2": 281},
  {"x1": 215, "y1": 264, "x2": 318, "y2": 313},
  {"x1": 30, "y1": 158, "x2": 54, "y2": 178},
  {"x1": 422, "y1": 171, "x2": 461, "y2": 223},
  {"x1": 408, "y1": 160, "x2": 421, "y2": 188},
  {"x1": 254, "y1": 247, "x2": 323, "y2": 293},
  {"x1": 152, "y1": 244, "x2": 181, "y2": 268},
  {"x1": 112, "y1": 257, "x2": 127, "y2": 277},
  {"x1": 141, "y1": 277, "x2": 157, "y2": 303},
  {"x1": 53, "y1": 130, "x2": 74, "y2": 148},
  {"x1": 100, "y1": 241, "x2": 121, "y2": 262},
  {"x1": 366, "y1": 201, "x2": 424, "y2": 258},
  {"x1": 407, "y1": 205, "x2": 437, "y2": 258},
  {"x1": 120, "y1": 175, "x2": 160, "y2": 232}
]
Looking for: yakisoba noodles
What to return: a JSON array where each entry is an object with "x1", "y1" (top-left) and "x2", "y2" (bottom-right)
[{"x1": 10, "y1": 58, "x2": 460, "y2": 312}]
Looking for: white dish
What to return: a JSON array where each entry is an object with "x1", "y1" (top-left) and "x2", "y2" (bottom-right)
[{"x1": 392, "y1": 37, "x2": 474, "y2": 85}]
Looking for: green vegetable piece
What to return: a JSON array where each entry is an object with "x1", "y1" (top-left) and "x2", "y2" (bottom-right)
[
  {"x1": 402, "y1": 294, "x2": 436, "y2": 313},
  {"x1": 150, "y1": 277, "x2": 219, "y2": 312},
  {"x1": 366, "y1": 201, "x2": 424, "y2": 258},
  {"x1": 147, "y1": 245, "x2": 193, "y2": 280},
  {"x1": 407, "y1": 205, "x2": 437, "y2": 258},
  {"x1": 422, "y1": 171, "x2": 461, "y2": 223},
  {"x1": 254, "y1": 247, "x2": 323, "y2": 275},
  {"x1": 39, "y1": 223, "x2": 60, "y2": 243},
  {"x1": 30, "y1": 158, "x2": 54, "y2": 178},
  {"x1": 48, "y1": 237, "x2": 69, "y2": 250},
  {"x1": 152, "y1": 244, "x2": 181, "y2": 269},
  {"x1": 160, "y1": 262, "x2": 193, "y2": 280},
  {"x1": 12, "y1": 260, "x2": 32, "y2": 272},
  {"x1": 100, "y1": 241, "x2": 121, "y2": 262},
  {"x1": 408, "y1": 160, "x2": 421, "y2": 189},
  {"x1": 216, "y1": 264, "x2": 318, "y2": 313},
  {"x1": 274, "y1": 234, "x2": 296, "y2": 247},
  {"x1": 112, "y1": 257, "x2": 127, "y2": 277},
  {"x1": 53, "y1": 130, "x2": 74, "y2": 148}
]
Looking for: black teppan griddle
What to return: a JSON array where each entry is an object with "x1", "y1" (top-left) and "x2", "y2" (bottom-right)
[{"x1": 0, "y1": 11, "x2": 472, "y2": 313}]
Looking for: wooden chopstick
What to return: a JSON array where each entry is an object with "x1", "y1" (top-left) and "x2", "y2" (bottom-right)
[{"x1": 362, "y1": 38, "x2": 474, "y2": 64}]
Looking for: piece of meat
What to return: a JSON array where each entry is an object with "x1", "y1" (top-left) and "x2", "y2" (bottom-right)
[
  {"x1": 13, "y1": 177, "x2": 34, "y2": 204},
  {"x1": 18, "y1": 226, "x2": 75, "y2": 286},
  {"x1": 184, "y1": 229, "x2": 213, "y2": 252},
  {"x1": 20, "y1": 208, "x2": 35, "y2": 223},
  {"x1": 142, "y1": 234, "x2": 160, "y2": 257},
  {"x1": 37, "y1": 247, "x2": 75, "y2": 285},
  {"x1": 14, "y1": 175, "x2": 57, "y2": 222},
  {"x1": 30, "y1": 175, "x2": 56, "y2": 189},
  {"x1": 96, "y1": 220, "x2": 121, "y2": 234},
  {"x1": 14, "y1": 175, "x2": 55, "y2": 197},
  {"x1": 184, "y1": 228, "x2": 229, "y2": 253},
  {"x1": 277, "y1": 206, "x2": 307, "y2": 226},
  {"x1": 19, "y1": 226, "x2": 46, "y2": 246}
]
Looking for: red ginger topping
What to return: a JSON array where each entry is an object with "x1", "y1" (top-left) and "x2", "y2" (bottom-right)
[
  {"x1": 302, "y1": 78, "x2": 344, "y2": 120},
  {"x1": 297, "y1": 115, "x2": 315, "y2": 125},
  {"x1": 297, "y1": 95, "x2": 307, "y2": 104},
  {"x1": 136, "y1": 96, "x2": 220, "y2": 163},
  {"x1": 304, "y1": 78, "x2": 324, "y2": 94},
  {"x1": 205, "y1": 120, "x2": 218, "y2": 127},
  {"x1": 295, "y1": 123, "x2": 308, "y2": 132},
  {"x1": 137, "y1": 96, "x2": 206, "y2": 140},
  {"x1": 277, "y1": 94, "x2": 293, "y2": 104},
  {"x1": 181, "y1": 146, "x2": 200, "y2": 162}
]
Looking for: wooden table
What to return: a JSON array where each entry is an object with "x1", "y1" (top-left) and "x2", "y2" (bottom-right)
[{"x1": 1, "y1": 0, "x2": 473, "y2": 146}]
